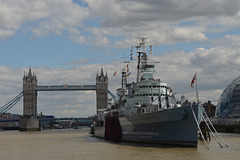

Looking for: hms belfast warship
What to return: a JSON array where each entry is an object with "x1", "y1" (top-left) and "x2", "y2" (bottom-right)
[{"x1": 93, "y1": 36, "x2": 202, "y2": 147}]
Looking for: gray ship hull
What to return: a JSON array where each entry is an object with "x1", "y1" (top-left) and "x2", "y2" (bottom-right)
[{"x1": 94, "y1": 104, "x2": 202, "y2": 147}]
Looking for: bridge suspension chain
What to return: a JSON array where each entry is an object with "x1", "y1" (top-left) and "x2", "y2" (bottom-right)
[{"x1": 0, "y1": 91, "x2": 23, "y2": 114}]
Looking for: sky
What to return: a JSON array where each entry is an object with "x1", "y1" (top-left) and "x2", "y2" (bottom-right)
[{"x1": 1, "y1": 0, "x2": 240, "y2": 117}]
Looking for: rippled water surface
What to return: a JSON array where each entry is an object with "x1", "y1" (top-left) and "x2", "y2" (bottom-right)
[{"x1": 0, "y1": 129, "x2": 239, "y2": 160}]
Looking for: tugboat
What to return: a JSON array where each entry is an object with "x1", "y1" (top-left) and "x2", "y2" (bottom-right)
[{"x1": 93, "y1": 36, "x2": 202, "y2": 147}]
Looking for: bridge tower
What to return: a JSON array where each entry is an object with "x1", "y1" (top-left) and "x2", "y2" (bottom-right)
[
  {"x1": 23, "y1": 67, "x2": 38, "y2": 117},
  {"x1": 19, "y1": 67, "x2": 40, "y2": 131},
  {"x1": 96, "y1": 68, "x2": 108, "y2": 114}
]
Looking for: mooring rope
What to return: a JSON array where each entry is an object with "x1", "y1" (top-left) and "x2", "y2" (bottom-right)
[
  {"x1": 201, "y1": 112, "x2": 223, "y2": 148},
  {"x1": 201, "y1": 105, "x2": 229, "y2": 148},
  {"x1": 190, "y1": 104, "x2": 209, "y2": 150}
]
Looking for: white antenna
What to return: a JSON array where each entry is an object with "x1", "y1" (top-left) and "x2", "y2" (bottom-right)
[
  {"x1": 140, "y1": 25, "x2": 142, "y2": 37},
  {"x1": 120, "y1": 52, "x2": 128, "y2": 63}
]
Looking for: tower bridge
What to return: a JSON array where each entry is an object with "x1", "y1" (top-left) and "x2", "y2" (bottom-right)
[{"x1": 0, "y1": 67, "x2": 109, "y2": 131}]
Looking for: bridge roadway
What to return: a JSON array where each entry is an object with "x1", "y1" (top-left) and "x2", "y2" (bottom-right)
[
  {"x1": 35, "y1": 85, "x2": 116, "y2": 98},
  {"x1": 35, "y1": 84, "x2": 96, "y2": 91}
]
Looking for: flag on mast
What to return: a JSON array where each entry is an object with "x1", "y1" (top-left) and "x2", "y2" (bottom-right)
[
  {"x1": 149, "y1": 45, "x2": 152, "y2": 54},
  {"x1": 130, "y1": 45, "x2": 133, "y2": 60},
  {"x1": 191, "y1": 73, "x2": 196, "y2": 87},
  {"x1": 191, "y1": 72, "x2": 199, "y2": 103},
  {"x1": 127, "y1": 72, "x2": 131, "y2": 77}
]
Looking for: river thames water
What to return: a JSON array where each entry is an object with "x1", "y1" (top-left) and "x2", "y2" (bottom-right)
[{"x1": 0, "y1": 129, "x2": 239, "y2": 160}]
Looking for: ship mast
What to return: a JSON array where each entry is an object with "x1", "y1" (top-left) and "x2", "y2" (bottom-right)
[
  {"x1": 136, "y1": 37, "x2": 147, "y2": 82},
  {"x1": 195, "y1": 72, "x2": 200, "y2": 103},
  {"x1": 137, "y1": 52, "x2": 141, "y2": 82},
  {"x1": 121, "y1": 69, "x2": 127, "y2": 89}
]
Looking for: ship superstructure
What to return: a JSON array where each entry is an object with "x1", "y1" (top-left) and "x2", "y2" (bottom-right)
[{"x1": 117, "y1": 37, "x2": 176, "y2": 118}]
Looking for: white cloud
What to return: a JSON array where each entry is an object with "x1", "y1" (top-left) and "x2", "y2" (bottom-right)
[
  {"x1": 0, "y1": 0, "x2": 89, "y2": 39},
  {"x1": 63, "y1": 58, "x2": 93, "y2": 65},
  {"x1": 1, "y1": 0, "x2": 240, "y2": 47},
  {"x1": 0, "y1": 29, "x2": 15, "y2": 40},
  {"x1": 68, "y1": 28, "x2": 86, "y2": 44},
  {"x1": 84, "y1": 0, "x2": 240, "y2": 27},
  {"x1": 152, "y1": 41, "x2": 240, "y2": 103},
  {"x1": 30, "y1": 1, "x2": 89, "y2": 37},
  {"x1": 82, "y1": 0, "x2": 240, "y2": 47}
]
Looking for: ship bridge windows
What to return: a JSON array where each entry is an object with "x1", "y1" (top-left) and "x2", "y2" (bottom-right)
[
  {"x1": 138, "y1": 85, "x2": 166, "y2": 88},
  {"x1": 134, "y1": 93, "x2": 165, "y2": 97}
]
